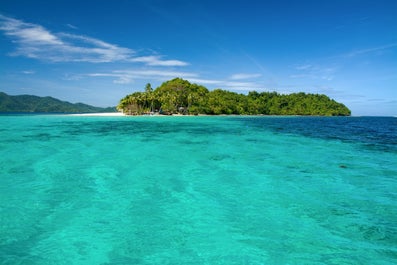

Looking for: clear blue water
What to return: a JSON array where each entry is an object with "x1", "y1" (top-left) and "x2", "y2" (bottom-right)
[{"x1": 1, "y1": 115, "x2": 396, "y2": 264}]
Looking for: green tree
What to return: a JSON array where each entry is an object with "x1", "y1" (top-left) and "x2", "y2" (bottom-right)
[{"x1": 117, "y1": 78, "x2": 351, "y2": 116}]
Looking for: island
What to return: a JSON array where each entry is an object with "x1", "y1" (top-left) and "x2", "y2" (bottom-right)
[
  {"x1": 118, "y1": 78, "x2": 351, "y2": 116},
  {"x1": 0, "y1": 92, "x2": 116, "y2": 113}
]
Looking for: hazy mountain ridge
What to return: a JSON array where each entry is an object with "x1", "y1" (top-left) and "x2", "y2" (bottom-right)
[{"x1": 0, "y1": 92, "x2": 116, "y2": 113}]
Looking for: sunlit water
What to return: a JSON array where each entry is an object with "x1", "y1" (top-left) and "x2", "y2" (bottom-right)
[{"x1": 1, "y1": 115, "x2": 396, "y2": 264}]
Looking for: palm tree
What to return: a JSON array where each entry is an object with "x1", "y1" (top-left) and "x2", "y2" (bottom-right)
[{"x1": 145, "y1": 83, "x2": 155, "y2": 113}]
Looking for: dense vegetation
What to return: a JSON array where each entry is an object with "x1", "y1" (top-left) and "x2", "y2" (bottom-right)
[
  {"x1": 0, "y1": 92, "x2": 116, "y2": 113},
  {"x1": 118, "y1": 78, "x2": 351, "y2": 116}
]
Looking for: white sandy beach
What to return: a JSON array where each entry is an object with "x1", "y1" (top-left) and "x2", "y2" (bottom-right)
[{"x1": 69, "y1": 112, "x2": 126, "y2": 117}]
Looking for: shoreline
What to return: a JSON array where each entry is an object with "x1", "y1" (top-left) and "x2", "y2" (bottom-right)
[
  {"x1": 68, "y1": 112, "x2": 126, "y2": 117},
  {"x1": 67, "y1": 113, "x2": 357, "y2": 118}
]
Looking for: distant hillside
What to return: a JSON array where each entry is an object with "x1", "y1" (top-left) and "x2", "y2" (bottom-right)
[{"x1": 0, "y1": 92, "x2": 116, "y2": 113}]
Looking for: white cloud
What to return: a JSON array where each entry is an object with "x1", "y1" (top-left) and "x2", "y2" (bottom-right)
[
  {"x1": 0, "y1": 15, "x2": 133, "y2": 62},
  {"x1": 130, "y1": 55, "x2": 188, "y2": 66},
  {"x1": 114, "y1": 69, "x2": 197, "y2": 78},
  {"x1": 66, "y1": 23, "x2": 78, "y2": 30},
  {"x1": 295, "y1": 64, "x2": 312, "y2": 70},
  {"x1": 229, "y1": 73, "x2": 262, "y2": 80},
  {"x1": 22, "y1": 70, "x2": 35, "y2": 74},
  {"x1": 188, "y1": 78, "x2": 222, "y2": 85},
  {"x1": 0, "y1": 15, "x2": 62, "y2": 45},
  {"x1": 87, "y1": 69, "x2": 198, "y2": 84},
  {"x1": 345, "y1": 43, "x2": 397, "y2": 58},
  {"x1": 291, "y1": 63, "x2": 335, "y2": 81},
  {"x1": 57, "y1": 33, "x2": 134, "y2": 62},
  {"x1": 86, "y1": 68, "x2": 269, "y2": 92},
  {"x1": 222, "y1": 81, "x2": 263, "y2": 91},
  {"x1": 0, "y1": 14, "x2": 187, "y2": 66},
  {"x1": 113, "y1": 75, "x2": 133, "y2": 84}
]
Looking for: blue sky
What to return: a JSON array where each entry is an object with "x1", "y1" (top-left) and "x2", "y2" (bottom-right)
[{"x1": 0, "y1": 0, "x2": 396, "y2": 115}]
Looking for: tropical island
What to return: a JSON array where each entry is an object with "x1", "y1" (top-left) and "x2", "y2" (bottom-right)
[{"x1": 118, "y1": 78, "x2": 351, "y2": 116}]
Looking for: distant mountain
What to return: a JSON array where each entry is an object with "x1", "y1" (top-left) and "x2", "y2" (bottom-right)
[{"x1": 0, "y1": 92, "x2": 116, "y2": 113}]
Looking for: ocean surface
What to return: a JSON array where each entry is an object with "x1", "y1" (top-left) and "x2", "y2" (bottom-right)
[{"x1": 0, "y1": 115, "x2": 396, "y2": 265}]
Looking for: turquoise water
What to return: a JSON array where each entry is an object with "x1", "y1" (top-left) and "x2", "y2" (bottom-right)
[{"x1": 1, "y1": 115, "x2": 396, "y2": 264}]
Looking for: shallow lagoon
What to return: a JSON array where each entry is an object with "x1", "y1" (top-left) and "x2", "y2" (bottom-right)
[{"x1": 1, "y1": 115, "x2": 396, "y2": 264}]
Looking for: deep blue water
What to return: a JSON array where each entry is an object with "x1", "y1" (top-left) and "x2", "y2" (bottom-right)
[{"x1": 0, "y1": 115, "x2": 396, "y2": 264}]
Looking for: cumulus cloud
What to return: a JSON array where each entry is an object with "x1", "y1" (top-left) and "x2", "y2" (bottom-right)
[{"x1": 0, "y1": 14, "x2": 187, "y2": 66}]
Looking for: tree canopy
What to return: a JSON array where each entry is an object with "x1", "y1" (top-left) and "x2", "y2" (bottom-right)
[{"x1": 117, "y1": 78, "x2": 351, "y2": 116}]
